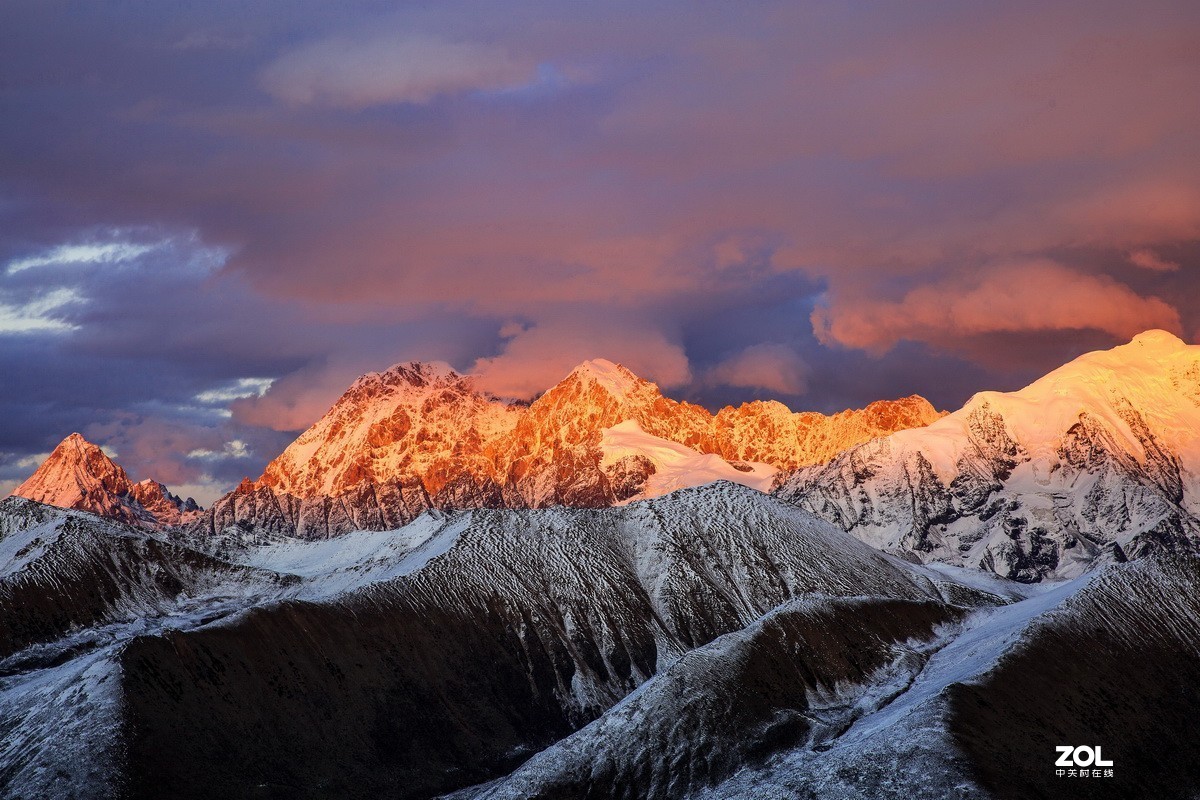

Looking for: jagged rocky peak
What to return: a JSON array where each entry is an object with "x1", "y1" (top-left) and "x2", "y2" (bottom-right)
[
  {"x1": 776, "y1": 330, "x2": 1200, "y2": 582},
  {"x1": 257, "y1": 359, "x2": 523, "y2": 500},
  {"x1": 715, "y1": 393, "x2": 945, "y2": 469},
  {"x1": 858, "y1": 394, "x2": 943, "y2": 428},
  {"x1": 351, "y1": 360, "x2": 464, "y2": 394},
  {"x1": 14, "y1": 432, "x2": 130, "y2": 506},
  {"x1": 11, "y1": 433, "x2": 200, "y2": 528}
]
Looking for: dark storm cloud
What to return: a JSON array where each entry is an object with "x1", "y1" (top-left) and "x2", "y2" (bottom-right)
[{"x1": 2, "y1": 0, "x2": 1199, "y2": 499}]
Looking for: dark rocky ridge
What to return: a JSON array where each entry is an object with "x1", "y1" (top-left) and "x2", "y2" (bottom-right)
[
  {"x1": 117, "y1": 484, "x2": 956, "y2": 799},
  {"x1": 0, "y1": 497, "x2": 286, "y2": 660},
  {"x1": 7, "y1": 489, "x2": 1200, "y2": 799}
]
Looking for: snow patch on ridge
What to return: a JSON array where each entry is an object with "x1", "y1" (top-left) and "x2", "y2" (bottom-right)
[
  {"x1": 600, "y1": 420, "x2": 777, "y2": 500},
  {"x1": 235, "y1": 512, "x2": 468, "y2": 598}
]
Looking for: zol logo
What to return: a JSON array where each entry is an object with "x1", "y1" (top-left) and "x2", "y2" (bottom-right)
[{"x1": 1056, "y1": 746, "x2": 1114, "y2": 767}]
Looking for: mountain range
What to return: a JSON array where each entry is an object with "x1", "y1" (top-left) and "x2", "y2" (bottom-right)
[
  {"x1": 6, "y1": 331, "x2": 1200, "y2": 799},
  {"x1": 14, "y1": 358, "x2": 942, "y2": 539}
]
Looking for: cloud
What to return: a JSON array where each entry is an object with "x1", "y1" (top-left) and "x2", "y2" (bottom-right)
[
  {"x1": 187, "y1": 439, "x2": 251, "y2": 460},
  {"x1": 7, "y1": 241, "x2": 154, "y2": 274},
  {"x1": 3, "y1": 0, "x2": 1200, "y2": 500},
  {"x1": 195, "y1": 377, "x2": 274, "y2": 405},
  {"x1": 230, "y1": 361, "x2": 364, "y2": 431},
  {"x1": 705, "y1": 343, "x2": 808, "y2": 396},
  {"x1": 813, "y1": 261, "x2": 1182, "y2": 353},
  {"x1": 0, "y1": 288, "x2": 84, "y2": 334},
  {"x1": 1129, "y1": 248, "x2": 1180, "y2": 272},
  {"x1": 169, "y1": 30, "x2": 251, "y2": 52},
  {"x1": 260, "y1": 34, "x2": 534, "y2": 108},
  {"x1": 471, "y1": 315, "x2": 692, "y2": 398}
]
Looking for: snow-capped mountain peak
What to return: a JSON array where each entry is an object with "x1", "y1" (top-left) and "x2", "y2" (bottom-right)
[
  {"x1": 777, "y1": 331, "x2": 1200, "y2": 581},
  {"x1": 563, "y1": 358, "x2": 648, "y2": 399},
  {"x1": 894, "y1": 328, "x2": 1200, "y2": 480},
  {"x1": 194, "y1": 356, "x2": 943, "y2": 539}
]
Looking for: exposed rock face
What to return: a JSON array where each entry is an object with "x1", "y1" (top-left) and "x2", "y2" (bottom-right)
[
  {"x1": 713, "y1": 393, "x2": 944, "y2": 468},
  {"x1": 196, "y1": 359, "x2": 941, "y2": 540},
  {"x1": 258, "y1": 362, "x2": 523, "y2": 499},
  {"x1": 775, "y1": 331, "x2": 1200, "y2": 581},
  {"x1": 11, "y1": 434, "x2": 201, "y2": 528}
]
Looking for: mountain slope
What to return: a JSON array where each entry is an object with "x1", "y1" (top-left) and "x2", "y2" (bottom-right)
[
  {"x1": 196, "y1": 359, "x2": 940, "y2": 539},
  {"x1": 775, "y1": 331, "x2": 1200, "y2": 581},
  {"x1": 1, "y1": 483, "x2": 990, "y2": 800},
  {"x1": 9, "y1": 484, "x2": 1200, "y2": 799},
  {"x1": 11, "y1": 434, "x2": 200, "y2": 528},
  {"x1": 467, "y1": 552, "x2": 1200, "y2": 800},
  {"x1": 0, "y1": 497, "x2": 284, "y2": 659}
]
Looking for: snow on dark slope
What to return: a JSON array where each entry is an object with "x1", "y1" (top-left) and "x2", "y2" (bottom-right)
[
  {"x1": 948, "y1": 553, "x2": 1200, "y2": 800},
  {"x1": 9, "y1": 483, "x2": 1200, "y2": 799},
  {"x1": 0, "y1": 497, "x2": 288, "y2": 659},
  {"x1": 19, "y1": 482, "x2": 991, "y2": 800},
  {"x1": 466, "y1": 552, "x2": 1200, "y2": 800},
  {"x1": 465, "y1": 597, "x2": 970, "y2": 800}
]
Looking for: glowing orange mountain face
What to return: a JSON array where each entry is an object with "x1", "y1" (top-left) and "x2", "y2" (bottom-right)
[
  {"x1": 256, "y1": 359, "x2": 944, "y2": 504},
  {"x1": 12, "y1": 433, "x2": 200, "y2": 527}
]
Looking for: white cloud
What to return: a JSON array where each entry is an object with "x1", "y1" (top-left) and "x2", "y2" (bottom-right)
[
  {"x1": 195, "y1": 377, "x2": 275, "y2": 404},
  {"x1": 187, "y1": 440, "x2": 252, "y2": 460},
  {"x1": 260, "y1": 34, "x2": 534, "y2": 108},
  {"x1": 0, "y1": 288, "x2": 84, "y2": 334},
  {"x1": 15, "y1": 452, "x2": 50, "y2": 469},
  {"x1": 7, "y1": 241, "x2": 154, "y2": 274}
]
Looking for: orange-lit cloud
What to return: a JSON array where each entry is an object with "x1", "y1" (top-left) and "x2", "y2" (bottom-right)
[
  {"x1": 5, "y1": 0, "x2": 1200, "y2": 502},
  {"x1": 706, "y1": 343, "x2": 808, "y2": 396},
  {"x1": 1129, "y1": 249, "x2": 1181, "y2": 272},
  {"x1": 813, "y1": 261, "x2": 1182, "y2": 353},
  {"x1": 472, "y1": 317, "x2": 691, "y2": 399}
]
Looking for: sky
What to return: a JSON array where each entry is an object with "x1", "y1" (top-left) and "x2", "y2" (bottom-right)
[{"x1": 2, "y1": 0, "x2": 1199, "y2": 504}]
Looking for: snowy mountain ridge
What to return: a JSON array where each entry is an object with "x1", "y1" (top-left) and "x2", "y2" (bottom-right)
[{"x1": 776, "y1": 330, "x2": 1200, "y2": 581}]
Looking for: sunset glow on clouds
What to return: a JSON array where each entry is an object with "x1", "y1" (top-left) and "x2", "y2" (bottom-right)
[{"x1": 1, "y1": 0, "x2": 1198, "y2": 501}]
